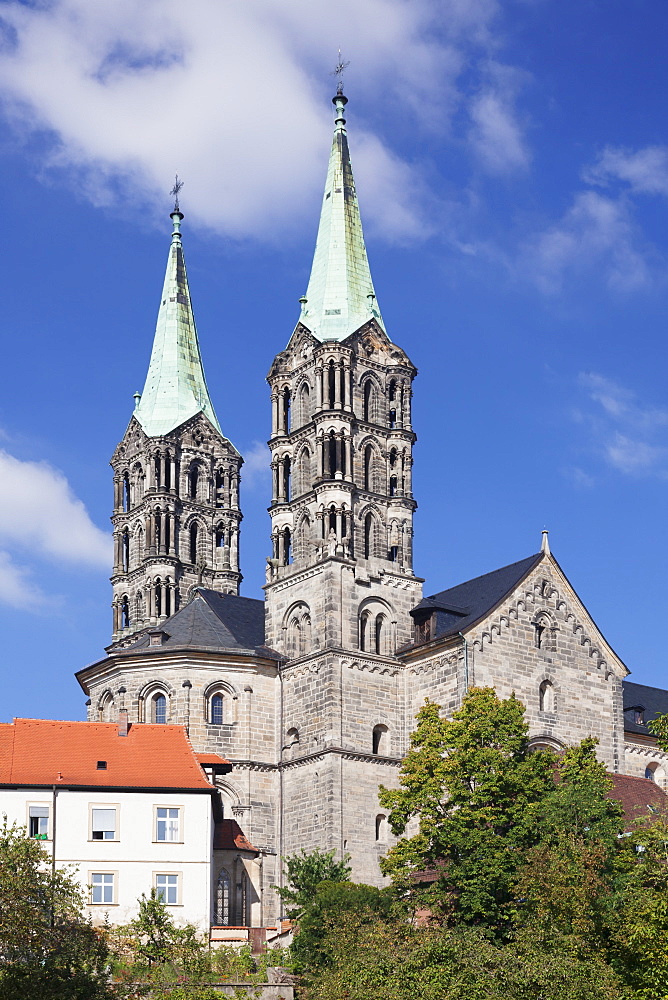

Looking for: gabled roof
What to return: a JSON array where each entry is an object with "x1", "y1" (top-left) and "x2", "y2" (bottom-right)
[
  {"x1": 411, "y1": 553, "x2": 542, "y2": 640},
  {"x1": 0, "y1": 718, "x2": 228, "y2": 790},
  {"x1": 134, "y1": 211, "x2": 221, "y2": 438},
  {"x1": 121, "y1": 588, "x2": 277, "y2": 658},
  {"x1": 622, "y1": 680, "x2": 668, "y2": 737},
  {"x1": 297, "y1": 93, "x2": 384, "y2": 343}
]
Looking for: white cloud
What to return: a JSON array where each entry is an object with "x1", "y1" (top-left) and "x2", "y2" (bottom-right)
[
  {"x1": 0, "y1": 550, "x2": 54, "y2": 612},
  {"x1": 0, "y1": 449, "x2": 111, "y2": 565},
  {"x1": 525, "y1": 191, "x2": 652, "y2": 293},
  {"x1": 241, "y1": 441, "x2": 271, "y2": 491},
  {"x1": 575, "y1": 373, "x2": 668, "y2": 477},
  {"x1": 0, "y1": 0, "x2": 509, "y2": 242},
  {"x1": 585, "y1": 145, "x2": 668, "y2": 197},
  {"x1": 468, "y1": 63, "x2": 530, "y2": 174}
]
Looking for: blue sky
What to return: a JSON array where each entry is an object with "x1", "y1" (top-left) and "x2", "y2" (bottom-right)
[{"x1": 0, "y1": 0, "x2": 667, "y2": 721}]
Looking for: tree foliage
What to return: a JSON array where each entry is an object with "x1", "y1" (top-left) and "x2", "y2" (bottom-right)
[
  {"x1": 0, "y1": 819, "x2": 112, "y2": 999},
  {"x1": 275, "y1": 846, "x2": 351, "y2": 920}
]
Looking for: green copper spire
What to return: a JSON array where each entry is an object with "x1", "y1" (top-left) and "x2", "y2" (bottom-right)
[
  {"x1": 299, "y1": 93, "x2": 384, "y2": 342},
  {"x1": 134, "y1": 209, "x2": 221, "y2": 437}
]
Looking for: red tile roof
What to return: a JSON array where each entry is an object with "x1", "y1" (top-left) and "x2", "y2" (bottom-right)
[
  {"x1": 0, "y1": 719, "x2": 229, "y2": 790},
  {"x1": 214, "y1": 818, "x2": 258, "y2": 853},
  {"x1": 195, "y1": 752, "x2": 232, "y2": 772},
  {"x1": 608, "y1": 772, "x2": 668, "y2": 826}
]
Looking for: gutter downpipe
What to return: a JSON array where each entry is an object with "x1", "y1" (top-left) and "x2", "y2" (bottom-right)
[
  {"x1": 458, "y1": 632, "x2": 469, "y2": 696},
  {"x1": 51, "y1": 783, "x2": 58, "y2": 927}
]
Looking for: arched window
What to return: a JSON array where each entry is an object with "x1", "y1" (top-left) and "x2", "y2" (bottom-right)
[
  {"x1": 120, "y1": 595, "x2": 130, "y2": 629},
  {"x1": 123, "y1": 472, "x2": 131, "y2": 512},
  {"x1": 539, "y1": 680, "x2": 554, "y2": 713},
  {"x1": 364, "y1": 444, "x2": 372, "y2": 490},
  {"x1": 389, "y1": 408, "x2": 396, "y2": 429},
  {"x1": 282, "y1": 386, "x2": 291, "y2": 431},
  {"x1": 154, "y1": 455, "x2": 161, "y2": 489},
  {"x1": 389, "y1": 475, "x2": 398, "y2": 497},
  {"x1": 215, "y1": 867, "x2": 231, "y2": 926},
  {"x1": 375, "y1": 814, "x2": 387, "y2": 842},
  {"x1": 328, "y1": 431, "x2": 337, "y2": 478},
  {"x1": 302, "y1": 614, "x2": 312, "y2": 650},
  {"x1": 300, "y1": 382, "x2": 310, "y2": 424},
  {"x1": 328, "y1": 507, "x2": 337, "y2": 535},
  {"x1": 360, "y1": 610, "x2": 371, "y2": 652},
  {"x1": 388, "y1": 379, "x2": 397, "y2": 402},
  {"x1": 283, "y1": 456, "x2": 291, "y2": 501},
  {"x1": 122, "y1": 529, "x2": 130, "y2": 572},
  {"x1": 373, "y1": 724, "x2": 388, "y2": 755},
  {"x1": 210, "y1": 693, "x2": 224, "y2": 726},
  {"x1": 375, "y1": 614, "x2": 385, "y2": 655},
  {"x1": 389, "y1": 447, "x2": 397, "y2": 469},
  {"x1": 154, "y1": 581, "x2": 162, "y2": 618},
  {"x1": 215, "y1": 470, "x2": 225, "y2": 507},
  {"x1": 152, "y1": 693, "x2": 167, "y2": 724},
  {"x1": 188, "y1": 465, "x2": 199, "y2": 499},
  {"x1": 164, "y1": 453, "x2": 171, "y2": 491},
  {"x1": 287, "y1": 727, "x2": 300, "y2": 746},
  {"x1": 289, "y1": 616, "x2": 301, "y2": 655},
  {"x1": 136, "y1": 591, "x2": 144, "y2": 621},
  {"x1": 189, "y1": 522, "x2": 198, "y2": 563},
  {"x1": 363, "y1": 381, "x2": 373, "y2": 422},
  {"x1": 164, "y1": 583, "x2": 171, "y2": 618},
  {"x1": 364, "y1": 513, "x2": 373, "y2": 558},
  {"x1": 328, "y1": 361, "x2": 336, "y2": 408},
  {"x1": 215, "y1": 525, "x2": 226, "y2": 547},
  {"x1": 283, "y1": 527, "x2": 291, "y2": 565}
]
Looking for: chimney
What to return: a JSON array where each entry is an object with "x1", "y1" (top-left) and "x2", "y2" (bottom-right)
[{"x1": 118, "y1": 709, "x2": 129, "y2": 737}]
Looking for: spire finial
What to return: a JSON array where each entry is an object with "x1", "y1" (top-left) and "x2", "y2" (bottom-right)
[
  {"x1": 331, "y1": 49, "x2": 350, "y2": 97},
  {"x1": 541, "y1": 529, "x2": 550, "y2": 555},
  {"x1": 170, "y1": 174, "x2": 184, "y2": 213}
]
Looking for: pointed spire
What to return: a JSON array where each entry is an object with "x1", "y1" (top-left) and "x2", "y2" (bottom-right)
[
  {"x1": 298, "y1": 92, "x2": 384, "y2": 342},
  {"x1": 541, "y1": 529, "x2": 551, "y2": 556},
  {"x1": 134, "y1": 207, "x2": 221, "y2": 438}
]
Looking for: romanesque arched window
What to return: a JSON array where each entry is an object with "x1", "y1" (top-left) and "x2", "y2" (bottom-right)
[
  {"x1": 299, "y1": 381, "x2": 310, "y2": 424},
  {"x1": 152, "y1": 693, "x2": 167, "y2": 724},
  {"x1": 210, "y1": 693, "x2": 224, "y2": 725},
  {"x1": 215, "y1": 469, "x2": 225, "y2": 507},
  {"x1": 375, "y1": 814, "x2": 387, "y2": 842},
  {"x1": 136, "y1": 590, "x2": 144, "y2": 621},
  {"x1": 188, "y1": 465, "x2": 199, "y2": 499},
  {"x1": 163, "y1": 452, "x2": 171, "y2": 491},
  {"x1": 215, "y1": 524, "x2": 226, "y2": 548},
  {"x1": 375, "y1": 613, "x2": 385, "y2": 654},
  {"x1": 389, "y1": 475, "x2": 398, "y2": 497},
  {"x1": 122, "y1": 529, "x2": 130, "y2": 572},
  {"x1": 360, "y1": 610, "x2": 371, "y2": 652},
  {"x1": 328, "y1": 360, "x2": 336, "y2": 408},
  {"x1": 123, "y1": 472, "x2": 131, "y2": 512},
  {"x1": 120, "y1": 595, "x2": 130, "y2": 629},
  {"x1": 539, "y1": 679, "x2": 554, "y2": 713},
  {"x1": 363, "y1": 380, "x2": 374, "y2": 422},
  {"x1": 283, "y1": 455, "x2": 291, "y2": 501},
  {"x1": 364, "y1": 513, "x2": 373, "y2": 558},
  {"x1": 283, "y1": 527, "x2": 291, "y2": 565},
  {"x1": 154, "y1": 580, "x2": 162, "y2": 617},
  {"x1": 282, "y1": 386, "x2": 291, "y2": 431},
  {"x1": 364, "y1": 444, "x2": 372, "y2": 491},
  {"x1": 373, "y1": 724, "x2": 388, "y2": 755}
]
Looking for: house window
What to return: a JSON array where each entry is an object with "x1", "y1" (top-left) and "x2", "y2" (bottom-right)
[
  {"x1": 90, "y1": 873, "x2": 115, "y2": 905},
  {"x1": 91, "y1": 807, "x2": 117, "y2": 841},
  {"x1": 152, "y1": 693, "x2": 167, "y2": 724},
  {"x1": 156, "y1": 807, "x2": 180, "y2": 842},
  {"x1": 211, "y1": 694, "x2": 224, "y2": 726},
  {"x1": 28, "y1": 805, "x2": 49, "y2": 839},
  {"x1": 155, "y1": 873, "x2": 179, "y2": 905}
]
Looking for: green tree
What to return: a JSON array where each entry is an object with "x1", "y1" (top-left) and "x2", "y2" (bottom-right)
[
  {"x1": 0, "y1": 819, "x2": 112, "y2": 999},
  {"x1": 129, "y1": 888, "x2": 176, "y2": 967},
  {"x1": 275, "y1": 847, "x2": 351, "y2": 920},
  {"x1": 379, "y1": 689, "x2": 556, "y2": 930}
]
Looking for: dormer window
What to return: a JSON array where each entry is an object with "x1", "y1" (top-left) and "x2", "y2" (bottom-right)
[
  {"x1": 414, "y1": 613, "x2": 434, "y2": 644},
  {"x1": 635, "y1": 709, "x2": 645, "y2": 725},
  {"x1": 96, "y1": 761, "x2": 107, "y2": 770}
]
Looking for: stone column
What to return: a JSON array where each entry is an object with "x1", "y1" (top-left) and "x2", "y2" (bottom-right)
[
  {"x1": 343, "y1": 365, "x2": 351, "y2": 410},
  {"x1": 113, "y1": 476, "x2": 121, "y2": 511},
  {"x1": 315, "y1": 367, "x2": 322, "y2": 410}
]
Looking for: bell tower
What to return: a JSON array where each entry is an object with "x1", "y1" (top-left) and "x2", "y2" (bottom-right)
[
  {"x1": 264, "y1": 92, "x2": 422, "y2": 658},
  {"x1": 109, "y1": 204, "x2": 242, "y2": 645}
]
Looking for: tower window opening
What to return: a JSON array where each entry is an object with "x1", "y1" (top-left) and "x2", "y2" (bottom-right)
[
  {"x1": 123, "y1": 472, "x2": 130, "y2": 511},
  {"x1": 329, "y1": 508, "x2": 337, "y2": 534},
  {"x1": 215, "y1": 470, "x2": 225, "y2": 506},
  {"x1": 328, "y1": 361, "x2": 336, "y2": 408},
  {"x1": 390, "y1": 545, "x2": 398, "y2": 562},
  {"x1": 216, "y1": 526, "x2": 226, "y2": 547},
  {"x1": 121, "y1": 595, "x2": 130, "y2": 629},
  {"x1": 375, "y1": 814, "x2": 387, "y2": 841},
  {"x1": 189, "y1": 522, "x2": 198, "y2": 563},
  {"x1": 364, "y1": 444, "x2": 372, "y2": 490},
  {"x1": 328, "y1": 432, "x2": 337, "y2": 478},
  {"x1": 388, "y1": 379, "x2": 397, "y2": 402},
  {"x1": 164, "y1": 584, "x2": 171, "y2": 618},
  {"x1": 389, "y1": 408, "x2": 396, "y2": 429},
  {"x1": 364, "y1": 513, "x2": 373, "y2": 558},
  {"x1": 300, "y1": 382, "x2": 310, "y2": 423},
  {"x1": 154, "y1": 514, "x2": 161, "y2": 552},
  {"x1": 211, "y1": 693, "x2": 224, "y2": 725},
  {"x1": 154, "y1": 455, "x2": 161, "y2": 489},
  {"x1": 152, "y1": 692, "x2": 167, "y2": 724},
  {"x1": 164, "y1": 454, "x2": 171, "y2": 491},
  {"x1": 188, "y1": 466, "x2": 199, "y2": 499},
  {"x1": 282, "y1": 387, "x2": 291, "y2": 431},
  {"x1": 389, "y1": 447, "x2": 397, "y2": 468},
  {"x1": 360, "y1": 611, "x2": 370, "y2": 651},
  {"x1": 283, "y1": 456, "x2": 291, "y2": 501},
  {"x1": 389, "y1": 475, "x2": 398, "y2": 497},
  {"x1": 122, "y1": 529, "x2": 129, "y2": 572},
  {"x1": 155, "y1": 581, "x2": 162, "y2": 617},
  {"x1": 373, "y1": 724, "x2": 388, "y2": 755},
  {"x1": 283, "y1": 527, "x2": 292, "y2": 565},
  {"x1": 363, "y1": 381, "x2": 373, "y2": 422},
  {"x1": 375, "y1": 614, "x2": 385, "y2": 655},
  {"x1": 535, "y1": 622, "x2": 545, "y2": 648}
]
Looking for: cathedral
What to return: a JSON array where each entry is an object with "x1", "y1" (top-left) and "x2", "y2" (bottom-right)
[{"x1": 74, "y1": 89, "x2": 668, "y2": 929}]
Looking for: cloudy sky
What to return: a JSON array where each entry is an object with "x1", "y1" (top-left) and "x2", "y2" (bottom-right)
[{"x1": 1, "y1": 0, "x2": 667, "y2": 720}]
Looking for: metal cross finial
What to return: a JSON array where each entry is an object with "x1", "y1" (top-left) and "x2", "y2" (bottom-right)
[
  {"x1": 331, "y1": 49, "x2": 350, "y2": 96},
  {"x1": 170, "y1": 174, "x2": 184, "y2": 212}
]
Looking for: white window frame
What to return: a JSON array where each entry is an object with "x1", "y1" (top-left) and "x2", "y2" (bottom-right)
[
  {"x1": 89, "y1": 871, "x2": 117, "y2": 906},
  {"x1": 153, "y1": 871, "x2": 181, "y2": 906},
  {"x1": 89, "y1": 803, "x2": 120, "y2": 842},
  {"x1": 26, "y1": 802, "x2": 51, "y2": 841},
  {"x1": 154, "y1": 805, "x2": 182, "y2": 843}
]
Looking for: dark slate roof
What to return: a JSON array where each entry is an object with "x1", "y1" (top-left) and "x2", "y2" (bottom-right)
[
  {"x1": 410, "y1": 553, "x2": 542, "y2": 640},
  {"x1": 124, "y1": 589, "x2": 277, "y2": 658},
  {"x1": 622, "y1": 680, "x2": 668, "y2": 737}
]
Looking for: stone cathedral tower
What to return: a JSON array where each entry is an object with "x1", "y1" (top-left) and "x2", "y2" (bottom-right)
[{"x1": 109, "y1": 207, "x2": 242, "y2": 645}]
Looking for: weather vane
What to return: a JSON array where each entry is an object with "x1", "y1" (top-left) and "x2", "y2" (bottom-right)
[
  {"x1": 331, "y1": 49, "x2": 350, "y2": 96},
  {"x1": 170, "y1": 174, "x2": 184, "y2": 212}
]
